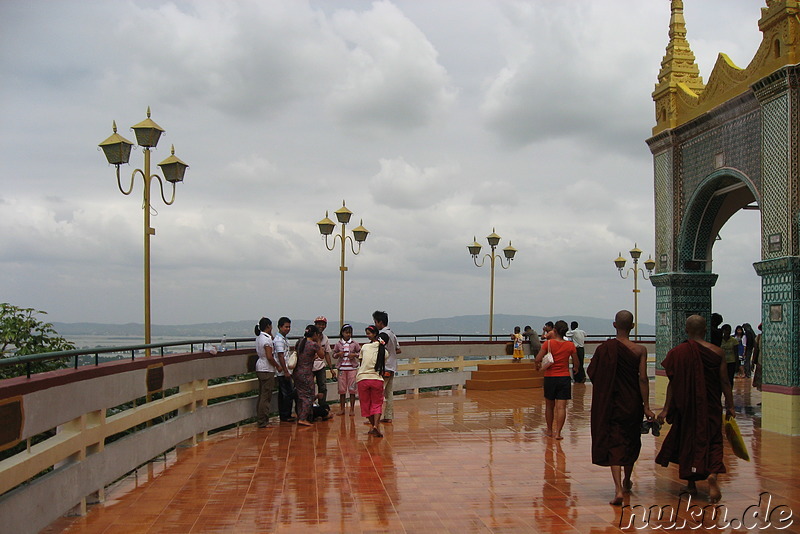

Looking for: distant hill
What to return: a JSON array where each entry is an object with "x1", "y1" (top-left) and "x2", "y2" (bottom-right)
[{"x1": 54, "y1": 314, "x2": 654, "y2": 339}]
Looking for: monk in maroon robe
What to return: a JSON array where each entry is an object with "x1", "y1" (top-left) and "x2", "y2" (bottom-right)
[
  {"x1": 656, "y1": 315, "x2": 735, "y2": 503},
  {"x1": 588, "y1": 310, "x2": 654, "y2": 505}
]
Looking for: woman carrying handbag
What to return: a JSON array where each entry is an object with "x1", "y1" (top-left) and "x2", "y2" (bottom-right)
[{"x1": 534, "y1": 320, "x2": 579, "y2": 440}]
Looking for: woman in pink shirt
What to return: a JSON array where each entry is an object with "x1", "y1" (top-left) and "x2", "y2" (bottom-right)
[{"x1": 535, "y1": 320, "x2": 579, "y2": 440}]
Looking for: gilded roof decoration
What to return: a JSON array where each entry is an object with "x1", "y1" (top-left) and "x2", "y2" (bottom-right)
[{"x1": 653, "y1": 0, "x2": 800, "y2": 135}]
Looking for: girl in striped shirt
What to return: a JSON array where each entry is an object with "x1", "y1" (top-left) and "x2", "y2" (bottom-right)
[{"x1": 333, "y1": 324, "x2": 361, "y2": 416}]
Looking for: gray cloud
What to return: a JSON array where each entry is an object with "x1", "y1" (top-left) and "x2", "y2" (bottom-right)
[
  {"x1": 0, "y1": 0, "x2": 766, "y2": 330},
  {"x1": 481, "y1": 2, "x2": 665, "y2": 151},
  {"x1": 369, "y1": 157, "x2": 459, "y2": 209},
  {"x1": 327, "y1": 1, "x2": 456, "y2": 132}
]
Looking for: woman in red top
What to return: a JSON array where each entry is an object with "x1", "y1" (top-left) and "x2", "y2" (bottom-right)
[{"x1": 535, "y1": 320, "x2": 579, "y2": 440}]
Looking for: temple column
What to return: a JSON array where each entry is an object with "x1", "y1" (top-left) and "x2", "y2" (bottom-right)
[
  {"x1": 754, "y1": 257, "x2": 800, "y2": 434},
  {"x1": 650, "y1": 272, "x2": 718, "y2": 405}
]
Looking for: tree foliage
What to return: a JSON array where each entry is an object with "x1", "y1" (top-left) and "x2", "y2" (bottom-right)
[{"x1": 0, "y1": 303, "x2": 75, "y2": 379}]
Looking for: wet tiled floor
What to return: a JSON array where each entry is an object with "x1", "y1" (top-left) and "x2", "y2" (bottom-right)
[{"x1": 44, "y1": 378, "x2": 799, "y2": 533}]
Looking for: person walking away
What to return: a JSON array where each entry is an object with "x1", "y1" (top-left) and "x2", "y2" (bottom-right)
[
  {"x1": 357, "y1": 326, "x2": 386, "y2": 437},
  {"x1": 254, "y1": 317, "x2": 277, "y2": 428},
  {"x1": 719, "y1": 324, "x2": 738, "y2": 389},
  {"x1": 373, "y1": 310, "x2": 400, "y2": 424},
  {"x1": 534, "y1": 320, "x2": 579, "y2": 440},
  {"x1": 511, "y1": 326, "x2": 524, "y2": 362},
  {"x1": 567, "y1": 321, "x2": 587, "y2": 383},
  {"x1": 655, "y1": 315, "x2": 735, "y2": 503},
  {"x1": 587, "y1": 310, "x2": 655, "y2": 505},
  {"x1": 333, "y1": 323, "x2": 361, "y2": 416},
  {"x1": 294, "y1": 324, "x2": 325, "y2": 427},
  {"x1": 734, "y1": 325, "x2": 745, "y2": 377},
  {"x1": 273, "y1": 317, "x2": 296, "y2": 422},
  {"x1": 313, "y1": 316, "x2": 336, "y2": 412},
  {"x1": 742, "y1": 323, "x2": 755, "y2": 379},
  {"x1": 752, "y1": 323, "x2": 763, "y2": 391}
]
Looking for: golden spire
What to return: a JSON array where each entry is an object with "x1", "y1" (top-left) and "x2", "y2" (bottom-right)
[
  {"x1": 657, "y1": 0, "x2": 704, "y2": 90},
  {"x1": 652, "y1": 0, "x2": 706, "y2": 133}
]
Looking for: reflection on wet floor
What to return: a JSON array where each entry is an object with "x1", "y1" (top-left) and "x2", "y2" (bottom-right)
[{"x1": 44, "y1": 377, "x2": 799, "y2": 533}]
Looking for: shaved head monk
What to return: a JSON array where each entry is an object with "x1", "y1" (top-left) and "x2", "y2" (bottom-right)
[
  {"x1": 655, "y1": 314, "x2": 735, "y2": 503},
  {"x1": 587, "y1": 310, "x2": 655, "y2": 505}
]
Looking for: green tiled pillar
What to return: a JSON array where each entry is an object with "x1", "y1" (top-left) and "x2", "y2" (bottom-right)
[
  {"x1": 650, "y1": 272, "x2": 718, "y2": 405},
  {"x1": 754, "y1": 257, "x2": 800, "y2": 434}
]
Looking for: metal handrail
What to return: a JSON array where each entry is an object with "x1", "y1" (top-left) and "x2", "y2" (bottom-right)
[{"x1": 0, "y1": 333, "x2": 657, "y2": 378}]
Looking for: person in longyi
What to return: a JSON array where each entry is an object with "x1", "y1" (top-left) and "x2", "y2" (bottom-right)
[
  {"x1": 294, "y1": 324, "x2": 326, "y2": 427},
  {"x1": 587, "y1": 310, "x2": 655, "y2": 505},
  {"x1": 655, "y1": 315, "x2": 735, "y2": 503}
]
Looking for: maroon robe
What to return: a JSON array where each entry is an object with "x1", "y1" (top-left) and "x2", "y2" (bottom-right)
[
  {"x1": 587, "y1": 339, "x2": 644, "y2": 466},
  {"x1": 655, "y1": 340, "x2": 725, "y2": 481}
]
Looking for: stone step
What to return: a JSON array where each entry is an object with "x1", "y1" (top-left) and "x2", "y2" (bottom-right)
[
  {"x1": 474, "y1": 361, "x2": 537, "y2": 372},
  {"x1": 465, "y1": 377, "x2": 544, "y2": 390},
  {"x1": 470, "y1": 369, "x2": 542, "y2": 381}
]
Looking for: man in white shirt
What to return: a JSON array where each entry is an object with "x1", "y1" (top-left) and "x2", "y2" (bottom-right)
[
  {"x1": 273, "y1": 317, "x2": 296, "y2": 422},
  {"x1": 568, "y1": 321, "x2": 587, "y2": 383},
  {"x1": 255, "y1": 318, "x2": 277, "y2": 428},
  {"x1": 372, "y1": 310, "x2": 401, "y2": 423}
]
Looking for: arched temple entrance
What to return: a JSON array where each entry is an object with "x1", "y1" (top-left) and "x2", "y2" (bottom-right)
[
  {"x1": 647, "y1": 0, "x2": 800, "y2": 435},
  {"x1": 679, "y1": 170, "x2": 759, "y2": 273}
]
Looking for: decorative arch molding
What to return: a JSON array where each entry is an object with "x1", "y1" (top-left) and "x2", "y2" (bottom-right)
[{"x1": 678, "y1": 168, "x2": 759, "y2": 272}]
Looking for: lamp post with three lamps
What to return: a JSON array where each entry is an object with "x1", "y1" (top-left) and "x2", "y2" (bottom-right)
[
  {"x1": 317, "y1": 201, "x2": 369, "y2": 330},
  {"x1": 614, "y1": 244, "x2": 656, "y2": 340},
  {"x1": 467, "y1": 229, "x2": 517, "y2": 341},
  {"x1": 98, "y1": 107, "x2": 189, "y2": 355}
]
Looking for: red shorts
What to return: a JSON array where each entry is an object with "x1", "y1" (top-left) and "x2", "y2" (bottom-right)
[
  {"x1": 357, "y1": 379, "x2": 384, "y2": 417},
  {"x1": 337, "y1": 369, "x2": 358, "y2": 395}
]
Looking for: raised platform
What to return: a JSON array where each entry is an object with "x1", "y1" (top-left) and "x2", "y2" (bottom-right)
[{"x1": 465, "y1": 361, "x2": 544, "y2": 390}]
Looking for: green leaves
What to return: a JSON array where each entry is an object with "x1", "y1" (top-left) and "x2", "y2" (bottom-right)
[{"x1": 0, "y1": 303, "x2": 75, "y2": 378}]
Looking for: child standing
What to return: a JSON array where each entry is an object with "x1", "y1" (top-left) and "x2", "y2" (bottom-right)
[
  {"x1": 333, "y1": 324, "x2": 361, "y2": 416},
  {"x1": 511, "y1": 326, "x2": 524, "y2": 361}
]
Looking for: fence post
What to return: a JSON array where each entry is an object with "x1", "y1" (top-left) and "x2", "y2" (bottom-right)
[
  {"x1": 453, "y1": 355, "x2": 465, "y2": 391},
  {"x1": 406, "y1": 357, "x2": 419, "y2": 396}
]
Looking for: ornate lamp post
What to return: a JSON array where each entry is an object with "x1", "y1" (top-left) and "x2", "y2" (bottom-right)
[
  {"x1": 467, "y1": 229, "x2": 517, "y2": 340},
  {"x1": 614, "y1": 244, "x2": 656, "y2": 340},
  {"x1": 98, "y1": 107, "x2": 189, "y2": 354},
  {"x1": 317, "y1": 201, "x2": 369, "y2": 329}
]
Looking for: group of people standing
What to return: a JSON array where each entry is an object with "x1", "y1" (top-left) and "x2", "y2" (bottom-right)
[
  {"x1": 710, "y1": 313, "x2": 762, "y2": 390},
  {"x1": 256, "y1": 309, "x2": 739, "y2": 505},
  {"x1": 253, "y1": 311, "x2": 400, "y2": 437}
]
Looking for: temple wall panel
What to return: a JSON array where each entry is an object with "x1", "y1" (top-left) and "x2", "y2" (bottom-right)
[
  {"x1": 759, "y1": 91, "x2": 791, "y2": 258},
  {"x1": 654, "y1": 150, "x2": 675, "y2": 271},
  {"x1": 679, "y1": 109, "x2": 762, "y2": 208}
]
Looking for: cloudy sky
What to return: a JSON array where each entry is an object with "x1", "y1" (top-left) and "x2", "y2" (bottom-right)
[{"x1": 0, "y1": 0, "x2": 766, "y2": 332}]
